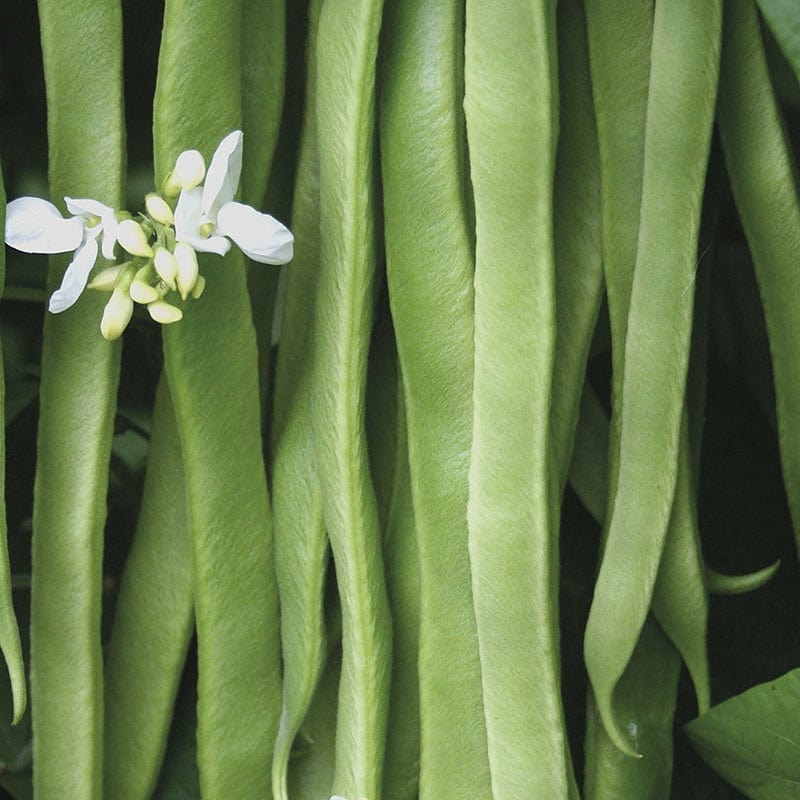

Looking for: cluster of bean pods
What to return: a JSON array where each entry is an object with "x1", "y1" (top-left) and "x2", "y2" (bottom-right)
[{"x1": 0, "y1": 0, "x2": 797, "y2": 798}]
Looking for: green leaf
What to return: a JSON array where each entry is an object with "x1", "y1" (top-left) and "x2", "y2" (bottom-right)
[
  {"x1": 684, "y1": 668, "x2": 800, "y2": 799},
  {"x1": 755, "y1": 0, "x2": 800, "y2": 85}
]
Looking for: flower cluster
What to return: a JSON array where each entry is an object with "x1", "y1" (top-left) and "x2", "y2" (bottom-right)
[{"x1": 4, "y1": 131, "x2": 293, "y2": 340}]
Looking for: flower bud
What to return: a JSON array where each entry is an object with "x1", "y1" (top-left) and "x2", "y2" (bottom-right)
[
  {"x1": 100, "y1": 289, "x2": 134, "y2": 341},
  {"x1": 174, "y1": 241, "x2": 199, "y2": 300},
  {"x1": 145, "y1": 193, "x2": 174, "y2": 226},
  {"x1": 153, "y1": 246, "x2": 178, "y2": 289},
  {"x1": 117, "y1": 219, "x2": 154, "y2": 258},
  {"x1": 87, "y1": 263, "x2": 128, "y2": 292},
  {"x1": 130, "y1": 279, "x2": 158, "y2": 304},
  {"x1": 191, "y1": 274, "x2": 206, "y2": 299},
  {"x1": 129, "y1": 266, "x2": 160, "y2": 304},
  {"x1": 148, "y1": 300, "x2": 183, "y2": 325},
  {"x1": 164, "y1": 150, "x2": 206, "y2": 196}
]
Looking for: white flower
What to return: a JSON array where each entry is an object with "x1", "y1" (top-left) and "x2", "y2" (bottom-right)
[
  {"x1": 174, "y1": 130, "x2": 294, "y2": 264},
  {"x1": 4, "y1": 196, "x2": 120, "y2": 313}
]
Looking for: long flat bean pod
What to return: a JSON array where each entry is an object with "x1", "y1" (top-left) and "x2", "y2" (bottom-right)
[
  {"x1": 102, "y1": 379, "x2": 194, "y2": 800},
  {"x1": 154, "y1": 1, "x2": 281, "y2": 796},
  {"x1": 312, "y1": 0, "x2": 390, "y2": 795},
  {"x1": 270, "y1": 4, "x2": 329, "y2": 797},
  {"x1": 716, "y1": 0, "x2": 800, "y2": 558},
  {"x1": 584, "y1": 0, "x2": 722, "y2": 753},
  {"x1": 31, "y1": 1, "x2": 125, "y2": 796},
  {"x1": 0, "y1": 165, "x2": 25, "y2": 724},
  {"x1": 464, "y1": 1, "x2": 576, "y2": 795},
  {"x1": 583, "y1": 0, "x2": 652, "y2": 513},
  {"x1": 380, "y1": 0, "x2": 491, "y2": 796}
]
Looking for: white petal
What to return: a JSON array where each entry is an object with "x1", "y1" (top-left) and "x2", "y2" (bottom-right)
[
  {"x1": 5, "y1": 197, "x2": 84, "y2": 254},
  {"x1": 192, "y1": 232, "x2": 232, "y2": 257},
  {"x1": 65, "y1": 197, "x2": 119, "y2": 260},
  {"x1": 175, "y1": 187, "x2": 231, "y2": 256},
  {"x1": 174, "y1": 187, "x2": 204, "y2": 242},
  {"x1": 48, "y1": 236, "x2": 99, "y2": 313},
  {"x1": 201, "y1": 130, "x2": 243, "y2": 221},
  {"x1": 100, "y1": 216, "x2": 120, "y2": 260},
  {"x1": 65, "y1": 196, "x2": 112, "y2": 220},
  {"x1": 216, "y1": 202, "x2": 294, "y2": 264}
]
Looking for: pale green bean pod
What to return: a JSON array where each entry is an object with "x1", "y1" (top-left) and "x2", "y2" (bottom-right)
[
  {"x1": 381, "y1": 0, "x2": 491, "y2": 795},
  {"x1": 312, "y1": 0, "x2": 391, "y2": 795},
  {"x1": 154, "y1": 1, "x2": 281, "y2": 795},
  {"x1": 270, "y1": 4, "x2": 328, "y2": 798},
  {"x1": 465, "y1": 0, "x2": 576, "y2": 795},
  {"x1": 584, "y1": 0, "x2": 722, "y2": 754},
  {"x1": 31, "y1": 1, "x2": 125, "y2": 795}
]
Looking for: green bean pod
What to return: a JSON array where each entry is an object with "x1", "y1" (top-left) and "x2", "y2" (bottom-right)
[
  {"x1": 716, "y1": 0, "x2": 800, "y2": 558},
  {"x1": 270, "y1": 4, "x2": 328, "y2": 798},
  {"x1": 380, "y1": 0, "x2": 491, "y2": 796},
  {"x1": 102, "y1": 379, "x2": 194, "y2": 800},
  {"x1": 584, "y1": 619, "x2": 681, "y2": 800},
  {"x1": 583, "y1": 0, "x2": 653, "y2": 508},
  {"x1": 154, "y1": 1, "x2": 281, "y2": 796},
  {"x1": 312, "y1": 0, "x2": 390, "y2": 795},
  {"x1": 31, "y1": 1, "x2": 125, "y2": 795},
  {"x1": 583, "y1": 0, "x2": 722, "y2": 754},
  {"x1": 568, "y1": 382, "x2": 682, "y2": 795},
  {"x1": 0, "y1": 165, "x2": 25, "y2": 725},
  {"x1": 464, "y1": 1, "x2": 575, "y2": 795},
  {"x1": 550, "y1": 0, "x2": 604, "y2": 491},
  {"x1": 571, "y1": 381, "x2": 782, "y2": 600}
]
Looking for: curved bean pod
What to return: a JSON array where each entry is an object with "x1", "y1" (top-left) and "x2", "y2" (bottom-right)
[
  {"x1": 380, "y1": 0, "x2": 491, "y2": 796},
  {"x1": 0, "y1": 165, "x2": 25, "y2": 724},
  {"x1": 571, "y1": 382, "x2": 782, "y2": 598},
  {"x1": 312, "y1": 0, "x2": 391, "y2": 795},
  {"x1": 583, "y1": 0, "x2": 722, "y2": 754},
  {"x1": 102, "y1": 379, "x2": 194, "y2": 800},
  {"x1": 31, "y1": 1, "x2": 125, "y2": 795},
  {"x1": 585, "y1": 619, "x2": 681, "y2": 800},
  {"x1": 716, "y1": 0, "x2": 800, "y2": 559},
  {"x1": 464, "y1": 1, "x2": 576, "y2": 795},
  {"x1": 154, "y1": 1, "x2": 281, "y2": 796}
]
